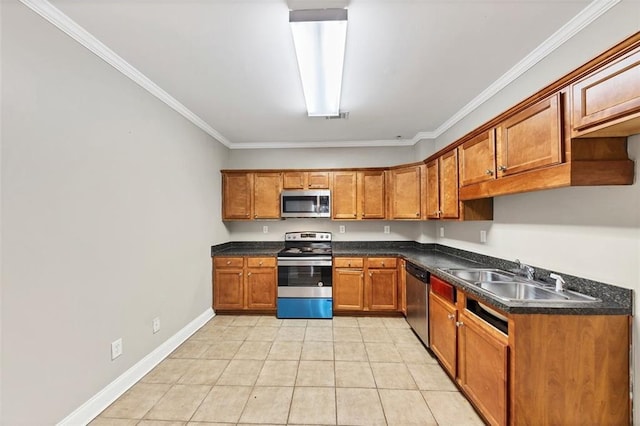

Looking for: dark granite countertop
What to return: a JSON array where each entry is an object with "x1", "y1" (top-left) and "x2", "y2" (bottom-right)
[{"x1": 211, "y1": 240, "x2": 632, "y2": 316}]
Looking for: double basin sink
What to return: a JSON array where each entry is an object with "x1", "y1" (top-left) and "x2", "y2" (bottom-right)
[{"x1": 439, "y1": 268, "x2": 600, "y2": 305}]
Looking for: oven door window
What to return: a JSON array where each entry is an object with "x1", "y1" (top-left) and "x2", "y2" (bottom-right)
[{"x1": 278, "y1": 265, "x2": 332, "y2": 287}]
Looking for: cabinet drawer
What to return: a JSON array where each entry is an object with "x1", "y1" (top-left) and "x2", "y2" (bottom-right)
[
  {"x1": 431, "y1": 276, "x2": 455, "y2": 303},
  {"x1": 214, "y1": 257, "x2": 244, "y2": 268},
  {"x1": 367, "y1": 258, "x2": 397, "y2": 269},
  {"x1": 246, "y1": 257, "x2": 276, "y2": 268},
  {"x1": 334, "y1": 257, "x2": 364, "y2": 268}
]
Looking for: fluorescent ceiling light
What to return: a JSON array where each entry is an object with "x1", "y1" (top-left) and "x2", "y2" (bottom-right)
[{"x1": 289, "y1": 8, "x2": 348, "y2": 117}]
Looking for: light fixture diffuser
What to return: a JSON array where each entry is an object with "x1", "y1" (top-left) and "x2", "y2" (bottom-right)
[{"x1": 289, "y1": 8, "x2": 348, "y2": 117}]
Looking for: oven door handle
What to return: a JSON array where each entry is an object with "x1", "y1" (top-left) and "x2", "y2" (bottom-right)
[{"x1": 277, "y1": 258, "x2": 332, "y2": 267}]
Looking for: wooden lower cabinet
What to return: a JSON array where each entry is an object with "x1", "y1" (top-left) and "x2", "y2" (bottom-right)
[
  {"x1": 333, "y1": 257, "x2": 399, "y2": 313},
  {"x1": 429, "y1": 290, "x2": 457, "y2": 378},
  {"x1": 333, "y1": 268, "x2": 365, "y2": 310},
  {"x1": 428, "y1": 286, "x2": 631, "y2": 426},
  {"x1": 457, "y1": 309, "x2": 508, "y2": 426},
  {"x1": 212, "y1": 256, "x2": 276, "y2": 312}
]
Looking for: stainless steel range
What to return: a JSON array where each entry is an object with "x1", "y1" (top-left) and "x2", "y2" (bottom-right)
[{"x1": 277, "y1": 232, "x2": 333, "y2": 319}]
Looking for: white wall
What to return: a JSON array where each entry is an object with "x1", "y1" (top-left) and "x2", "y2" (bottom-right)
[
  {"x1": 226, "y1": 220, "x2": 422, "y2": 242},
  {"x1": 228, "y1": 145, "x2": 416, "y2": 169},
  {"x1": 1, "y1": 2, "x2": 229, "y2": 424}
]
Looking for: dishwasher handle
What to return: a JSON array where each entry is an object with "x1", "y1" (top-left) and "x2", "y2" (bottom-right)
[{"x1": 406, "y1": 262, "x2": 430, "y2": 283}]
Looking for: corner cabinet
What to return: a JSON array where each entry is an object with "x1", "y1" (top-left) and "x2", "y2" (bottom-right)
[
  {"x1": 425, "y1": 151, "x2": 493, "y2": 221},
  {"x1": 212, "y1": 256, "x2": 277, "y2": 312}
]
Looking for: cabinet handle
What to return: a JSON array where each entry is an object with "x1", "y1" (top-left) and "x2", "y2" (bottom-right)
[
  {"x1": 485, "y1": 169, "x2": 494, "y2": 176},
  {"x1": 447, "y1": 314, "x2": 455, "y2": 320},
  {"x1": 498, "y1": 165, "x2": 507, "y2": 172},
  {"x1": 456, "y1": 321, "x2": 464, "y2": 327}
]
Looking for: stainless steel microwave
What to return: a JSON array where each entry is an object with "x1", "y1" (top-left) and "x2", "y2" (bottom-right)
[{"x1": 281, "y1": 190, "x2": 331, "y2": 218}]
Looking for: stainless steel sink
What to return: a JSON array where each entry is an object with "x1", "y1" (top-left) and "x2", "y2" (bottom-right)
[
  {"x1": 439, "y1": 268, "x2": 600, "y2": 304},
  {"x1": 477, "y1": 281, "x2": 568, "y2": 301}
]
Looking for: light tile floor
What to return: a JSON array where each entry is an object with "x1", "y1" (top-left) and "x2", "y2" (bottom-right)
[{"x1": 91, "y1": 315, "x2": 484, "y2": 426}]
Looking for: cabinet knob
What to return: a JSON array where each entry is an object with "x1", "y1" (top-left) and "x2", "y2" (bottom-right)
[
  {"x1": 498, "y1": 165, "x2": 507, "y2": 172},
  {"x1": 259, "y1": 261, "x2": 263, "y2": 266},
  {"x1": 447, "y1": 314, "x2": 455, "y2": 320},
  {"x1": 254, "y1": 214, "x2": 257, "y2": 218},
  {"x1": 238, "y1": 272, "x2": 242, "y2": 276},
  {"x1": 456, "y1": 321, "x2": 464, "y2": 327},
  {"x1": 369, "y1": 272, "x2": 373, "y2": 277},
  {"x1": 348, "y1": 263, "x2": 351, "y2": 267},
  {"x1": 415, "y1": 212, "x2": 420, "y2": 217},
  {"x1": 247, "y1": 272, "x2": 252, "y2": 276},
  {"x1": 381, "y1": 262, "x2": 385, "y2": 267},
  {"x1": 226, "y1": 260, "x2": 231, "y2": 265},
  {"x1": 353, "y1": 213, "x2": 357, "y2": 217},
  {"x1": 485, "y1": 169, "x2": 494, "y2": 176}
]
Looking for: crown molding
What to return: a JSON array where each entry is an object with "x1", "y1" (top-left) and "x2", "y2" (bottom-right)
[
  {"x1": 19, "y1": 0, "x2": 232, "y2": 148},
  {"x1": 229, "y1": 138, "x2": 415, "y2": 149},
  {"x1": 20, "y1": 0, "x2": 620, "y2": 150},
  {"x1": 423, "y1": 0, "x2": 621, "y2": 142}
]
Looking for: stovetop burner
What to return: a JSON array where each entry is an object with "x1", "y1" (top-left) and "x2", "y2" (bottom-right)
[{"x1": 278, "y1": 231, "x2": 332, "y2": 258}]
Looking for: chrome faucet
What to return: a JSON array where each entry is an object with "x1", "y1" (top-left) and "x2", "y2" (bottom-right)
[{"x1": 515, "y1": 259, "x2": 535, "y2": 280}]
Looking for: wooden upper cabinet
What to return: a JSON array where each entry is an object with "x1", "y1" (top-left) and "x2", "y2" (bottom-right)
[
  {"x1": 572, "y1": 46, "x2": 640, "y2": 137},
  {"x1": 388, "y1": 165, "x2": 423, "y2": 219},
  {"x1": 360, "y1": 171, "x2": 386, "y2": 219},
  {"x1": 425, "y1": 159, "x2": 440, "y2": 219},
  {"x1": 332, "y1": 170, "x2": 386, "y2": 220},
  {"x1": 283, "y1": 171, "x2": 330, "y2": 189},
  {"x1": 497, "y1": 93, "x2": 562, "y2": 177},
  {"x1": 439, "y1": 150, "x2": 459, "y2": 219},
  {"x1": 222, "y1": 172, "x2": 252, "y2": 220},
  {"x1": 459, "y1": 130, "x2": 496, "y2": 187},
  {"x1": 253, "y1": 172, "x2": 281, "y2": 219},
  {"x1": 332, "y1": 171, "x2": 359, "y2": 219}
]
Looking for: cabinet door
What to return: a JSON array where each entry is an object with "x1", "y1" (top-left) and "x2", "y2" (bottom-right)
[
  {"x1": 572, "y1": 47, "x2": 640, "y2": 135},
  {"x1": 213, "y1": 268, "x2": 244, "y2": 309},
  {"x1": 307, "y1": 171, "x2": 330, "y2": 189},
  {"x1": 332, "y1": 171, "x2": 358, "y2": 219},
  {"x1": 390, "y1": 165, "x2": 423, "y2": 219},
  {"x1": 425, "y1": 159, "x2": 440, "y2": 219},
  {"x1": 457, "y1": 310, "x2": 508, "y2": 426},
  {"x1": 333, "y1": 269, "x2": 365, "y2": 311},
  {"x1": 428, "y1": 292, "x2": 457, "y2": 378},
  {"x1": 439, "y1": 150, "x2": 459, "y2": 219},
  {"x1": 497, "y1": 93, "x2": 562, "y2": 177},
  {"x1": 222, "y1": 172, "x2": 252, "y2": 220},
  {"x1": 459, "y1": 130, "x2": 496, "y2": 187},
  {"x1": 282, "y1": 172, "x2": 305, "y2": 189},
  {"x1": 253, "y1": 172, "x2": 281, "y2": 219},
  {"x1": 367, "y1": 269, "x2": 398, "y2": 311},
  {"x1": 246, "y1": 267, "x2": 276, "y2": 309},
  {"x1": 360, "y1": 171, "x2": 386, "y2": 219}
]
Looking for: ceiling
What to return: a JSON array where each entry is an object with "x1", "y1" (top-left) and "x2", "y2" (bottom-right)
[{"x1": 35, "y1": 0, "x2": 600, "y2": 148}]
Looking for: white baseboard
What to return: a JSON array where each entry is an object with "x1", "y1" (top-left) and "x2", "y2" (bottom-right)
[{"x1": 57, "y1": 308, "x2": 215, "y2": 426}]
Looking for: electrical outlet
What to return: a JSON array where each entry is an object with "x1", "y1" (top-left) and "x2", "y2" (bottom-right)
[
  {"x1": 383, "y1": 225, "x2": 390, "y2": 234},
  {"x1": 480, "y1": 230, "x2": 487, "y2": 243},
  {"x1": 439, "y1": 227, "x2": 444, "y2": 237},
  {"x1": 152, "y1": 317, "x2": 161, "y2": 334},
  {"x1": 262, "y1": 225, "x2": 268, "y2": 234},
  {"x1": 339, "y1": 225, "x2": 345, "y2": 234},
  {"x1": 111, "y1": 338, "x2": 123, "y2": 360}
]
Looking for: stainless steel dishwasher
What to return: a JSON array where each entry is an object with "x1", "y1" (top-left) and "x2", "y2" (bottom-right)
[{"x1": 405, "y1": 262, "x2": 430, "y2": 347}]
